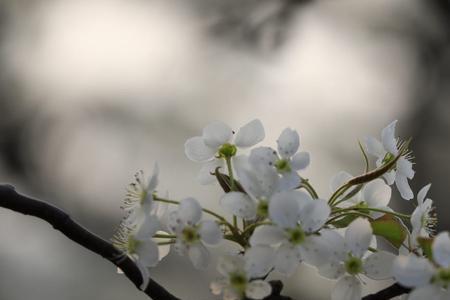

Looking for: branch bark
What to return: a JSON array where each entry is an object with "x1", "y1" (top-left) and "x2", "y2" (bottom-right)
[
  {"x1": 362, "y1": 283, "x2": 410, "y2": 300},
  {"x1": 0, "y1": 184, "x2": 180, "y2": 300}
]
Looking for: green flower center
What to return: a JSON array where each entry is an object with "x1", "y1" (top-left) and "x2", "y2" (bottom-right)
[
  {"x1": 382, "y1": 152, "x2": 395, "y2": 165},
  {"x1": 257, "y1": 200, "x2": 269, "y2": 218},
  {"x1": 218, "y1": 143, "x2": 237, "y2": 158},
  {"x1": 275, "y1": 159, "x2": 291, "y2": 173},
  {"x1": 127, "y1": 235, "x2": 140, "y2": 254},
  {"x1": 287, "y1": 226, "x2": 305, "y2": 245},
  {"x1": 182, "y1": 226, "x2": 200, "y2": 244},
  {"x1": 229, "y1": 272, "x2": 247, "y2": 294},
  {"x1": 345, "y1": 256, "x2": 363, "y2": 275}
]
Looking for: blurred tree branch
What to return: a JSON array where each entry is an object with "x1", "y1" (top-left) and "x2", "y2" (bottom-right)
[{"x1": 362, "y1": 283, "x2": 410, "y2": 300}]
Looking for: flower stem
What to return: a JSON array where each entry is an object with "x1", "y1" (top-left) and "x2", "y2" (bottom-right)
[
  {"x1": 153, "y1": 234, "x2": 176, "y2": 239},
  {"x1": 300, "y1": 177, "x2": 319, "y2": 199}
]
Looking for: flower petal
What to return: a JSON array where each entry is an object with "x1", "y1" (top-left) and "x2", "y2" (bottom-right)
[
  {"x1": 318, "y1": 261, "x2": 345, "y2": 280},
  {"x1": 392, "y1": 254, "x2": 434, "y2": 288},
  {"x1": 199, "y1": 220, "x2": 222, "y2": 246},
  {"x1": 179, "y1": 197, "x2": 202, "y2": 225},
  {"x1": 184, "y1": 136, "x2": 216, "y2": 162},
  {"x1": 136, "y1": 240, "x2": 159, "y2": 267},
  {"x1": 417, "y1": 183, "x2": 431, "y2": 206},
  {"x1": 363, "y1": 179, "x2": 391, "y2": 208},
  {"x1": 345, "y1": 218, "x2": 373, "y2": 258},
  {"x1": 274, "y1": 243, "x2": 301, "y2": 275},
  {"x1": 135, "y1": 216, "x2": 160, "y2": 239},
  {"x1": 363, "y1": 251, "x2": 395, "y2": 280},
  {"x1": 364, "y1": 136, "x2": 385, "y2": 158},
  {"x1": 248, "y1": 146, "x2": 278, "y2": 168},
  {"x1": 234, "y1": 119, "x2": 265, "y2": 148},
  {"x1": 432, "y1": 231, "x2": 450, "y2": 268},
  {"x1": 277, "y1": 128, "x2": 299, "y2": 159},
  {"x1": 381, "y1": 120, "x2": 398, "y2": 155},
  {"x1": 330, "y1": 171, "x2": 353, "y2": 193},
  {"x1": 217, "y1": 255, "x2": 243, "y2": 276},
  {"x1": 299, "y1": 198, "x2": 330, "y2": 233},
  {"x1": 331, "y1": 275, "x2": 362, "y2": 300},
  {"x1": 210, "y1": 278, "x2": 227, "y2": 295},
  {"x1": 395, "y1": 174, "x2": 414, "y2": 200},
  {"x1": 245, "y1": 245, "x2": 275, "y2": 277},
  {"x1": 250, "y1": 225, "x2": 285, "y2": 246},
  {"x1": 397, "y1": 157, "x2": 414, "y2": 179},
  {"x1": 408, "y1": 285, "x2": 447, "y2": 300},
  {"x1": 245, "y1": 280, "x2": 272, "y2": 300},
  {"x1": 197, "y1": 159, "x2": 224, "y2": 185},
  {"x1": 278, "y1": 171, "x2": 301, "y2": 191},
  {"x1": 299, "y1": 235, "x2": 334, "y2": 267},
  {"x1": 202, "y1": 121, "x2": 233, "y2": 148},
  {"x1": 220, "y1": 192, "x2": 257, "y2": 220},
  {"x1": 188, "y1": 243, "x2": 210, "y2": 269},
  {"x1": 291, "y1": 152, "x2": 310, "y2": 170},
  {"x1": 269, "y1": 191, "x2": 300, "y2": 228}
]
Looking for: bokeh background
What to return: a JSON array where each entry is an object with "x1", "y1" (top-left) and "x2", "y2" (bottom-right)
[{"x1": 0, "y1": 0, "x2": 449, "y2": 299}]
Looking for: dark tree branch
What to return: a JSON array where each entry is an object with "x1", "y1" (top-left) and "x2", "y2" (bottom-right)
[
  {"x1": 0, "y1": 184, "x2": 180, "y2": 300},
  {"x1": 362, "y1": 283, "x2": 410, "y2": 300}
]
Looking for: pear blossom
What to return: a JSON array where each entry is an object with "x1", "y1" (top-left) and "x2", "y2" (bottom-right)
[
  {"x1": 318, "y1": 218, "x2": 396, "y2": 300},
  {"x1": 249, "y1": 190, "x2": 331, "y2": 275},
  {"x1": 364, "y1": 120, "x2": 414, "y2": 200},
  {"x1": 393, "y1": 232, "x2": 450, "y2": 300},
  {"x1": 184, "y1": 119, "x2": 265, "y2": 184},
  {"x1": 168, "y1": 197, "x2": 223, "y2": 269},
  {"x1": 112, "y1": 215, "x2": 161, "y2": 289},
  {"x1": 210, "y1": 255, "x2": 272, "y2": 300},
  {"x1": 123, "y1": 164, "x2": 159, "y2": 226},
  {"x1": 410, "y1": 184, "x2": 437, "y2": 246}
]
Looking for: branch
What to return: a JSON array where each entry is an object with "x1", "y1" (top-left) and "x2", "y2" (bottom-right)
[
  {"x1": 362, "y1": 283, "x2": 410, "y2": 300},
  {"x1": 0, "y1": 184, "x2": 180, "y2": 300}
]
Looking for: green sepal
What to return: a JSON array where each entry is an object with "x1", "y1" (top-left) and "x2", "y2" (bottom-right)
[
  {"x1": 417, "y1": 236, "x2": 434, "y2": 259},
  {"x1": 370, "y1": 214, "x2": 408, "y2": 249},
  {"x1": 213, "y1": 167, "x2": 245, "y2": 193}
]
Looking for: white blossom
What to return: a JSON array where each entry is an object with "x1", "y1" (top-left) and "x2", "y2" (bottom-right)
[
  {"x1": 410, "y1": 184, "x2": 437, "y2": 247},
  {"x1": 210, "y1": 255, "x2": 272, "y2": 300},
  {"x1": 364, "y1": 120, "x2": 414, "y2": 200},
  {"x1": 168, "y1": 197, "x2": 222, "y2": 269},
  {"x1": 393, "y1": 232, "x2": 450, "y2": 299},
  {"x1": 318, "y1": 218, "x2": 396, "y2": 300}
]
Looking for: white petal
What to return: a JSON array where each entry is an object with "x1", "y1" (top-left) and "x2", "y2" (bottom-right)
[
  {"x1": 363, "y1": 179, "x2": 391, "y2": 208},
  {"x1": 217, "y1": 255, "x2": 243, "y2": 276},
  {"x1": 199, "y1": 220, "x2": 222, "y2": 246},
  {"x1": 364, "y1": 136, "x2": 385, "y2": 158},
  {"x1": 381, "y1": 120, "x2": 398, "y2": 155},
  {"x1": 220, "y1": 192, "x2": 257, "y2": 220},
  {"x1": 197, "y1": 159, "x2": 224, "y2": 185},
  {"x1": 320, "y1": 229, "x2": 347, "y2": 261},
  {"x1": 136, "y1": 240, "x2": 159, "y2": 267},
  {"x1": 135, "y1": 216, "x2": 160, "y2": 239},
  {"x1": 432, "y1": 231, "x2": 450, "y2": 268},
  {"x1": 363, "y1": 251, "x2": 395, "y2": 280},
  {"x1": 135, "y1": 261, "x2": 150, "y2": 290},
  {"x1": 245, "y1": 245, "x2": 275, "y2": 277},
  {"x1": 392, "y1": 254, "x2": 434, "y2": 288},
  {"x1": 299, "y1": 235, "x2": 333, "y2": 267},
  {"x1": 318, "y1": 261, "x2": 345, "y2": 280},
  {"x1": 188, "y1": 243, "x2": 210, "y2": 269},
  {"x1": 223, "y1": 288, "x2": 241, "y2": 300},
  {"x1": 269, "y1": 191, "x2": 300, "y2": 228},
  {"x1": 210, "y1": 278, "x2": 227, "y2": 295},
  {"x1": 147, "y1": 163, "x2": 159, "y2": 192},
  {"x1": 383, "y1": 169, "x2": 396, "y2": 185},
  {"x1": 245, "y1": 280, "x2": 272, "y2": 299},
  {"x1": 248, "y1": 146, "x2": 278, "y2": 168},
  {"x1": 278, "y1": 171, "x2": 301, "y2": 191},
  {"x1": 153, "y1": 231, "x2": 171, "y2": 261},
  {"x1": 408, "y1": 285, "x2": 445, "y2": 300},
  {"x1": 330, "y1": 171, "x2": 353, "y2": 193},
  {"x1": 277, "y1": 128, "x2": 300, "y2": 159},
  {"x1": 234, "y1": 119, "x2": 265, "y2": 148},
  {"x1": 397, "y1": 157, "x2": 414, "y2": 179},
  {"x1": 184, "y1": 136, "x2": 216, "y2": 162},
  {"x1": 250, "y1": 225, "x2": 285, "y2": 246},
  {"x1": 202, "y1": 121, "x2": 233, "y2": 148},
  {"x1": 331, "y1": 275, "x2": 362, "y2": 300},
  {"x1": 291, "y1": 152, "x2": 310, "y2": 170},
  {"x1": 178, "y1": 197, "x2": 202, "y2": 225},
  {"x1": 238, "y1": 165, "x2": 279, "y2": 199},
  {"x1": 417, "y1": 184, "x2": 432, "y2": 206},
  {"x1": 274, "y1": 243, "x2": 301, "y2": 275},
  {"x1": 345, "y1": 218, "x2": 373, "y2": 258},
  {"x1": 299, "y1": 198, "x2": 330, "y2": 233},
  {"x1": 395, "y1": 174, "x2": 414, "y2": 200}
]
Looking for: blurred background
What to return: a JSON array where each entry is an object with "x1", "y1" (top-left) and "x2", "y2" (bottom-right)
[{"x1": 0, "y1": 0, "x2": 449, "y2": 299}]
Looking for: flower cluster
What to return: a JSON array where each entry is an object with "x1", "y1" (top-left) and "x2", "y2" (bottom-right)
[{"x1": 113, "y1": 119, "x2": 449, "y2": 300}]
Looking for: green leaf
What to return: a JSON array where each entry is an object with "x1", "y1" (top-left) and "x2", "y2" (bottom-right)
[
  {"x1": 332, "y1": 214, "x2": 360, "y2": 228},
  {"x1": 417, "y1": 237, "x2": 434, "y2": 259},
  {"x1": 370, "y1": 214, "x2": 407, "y2": 248}
]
